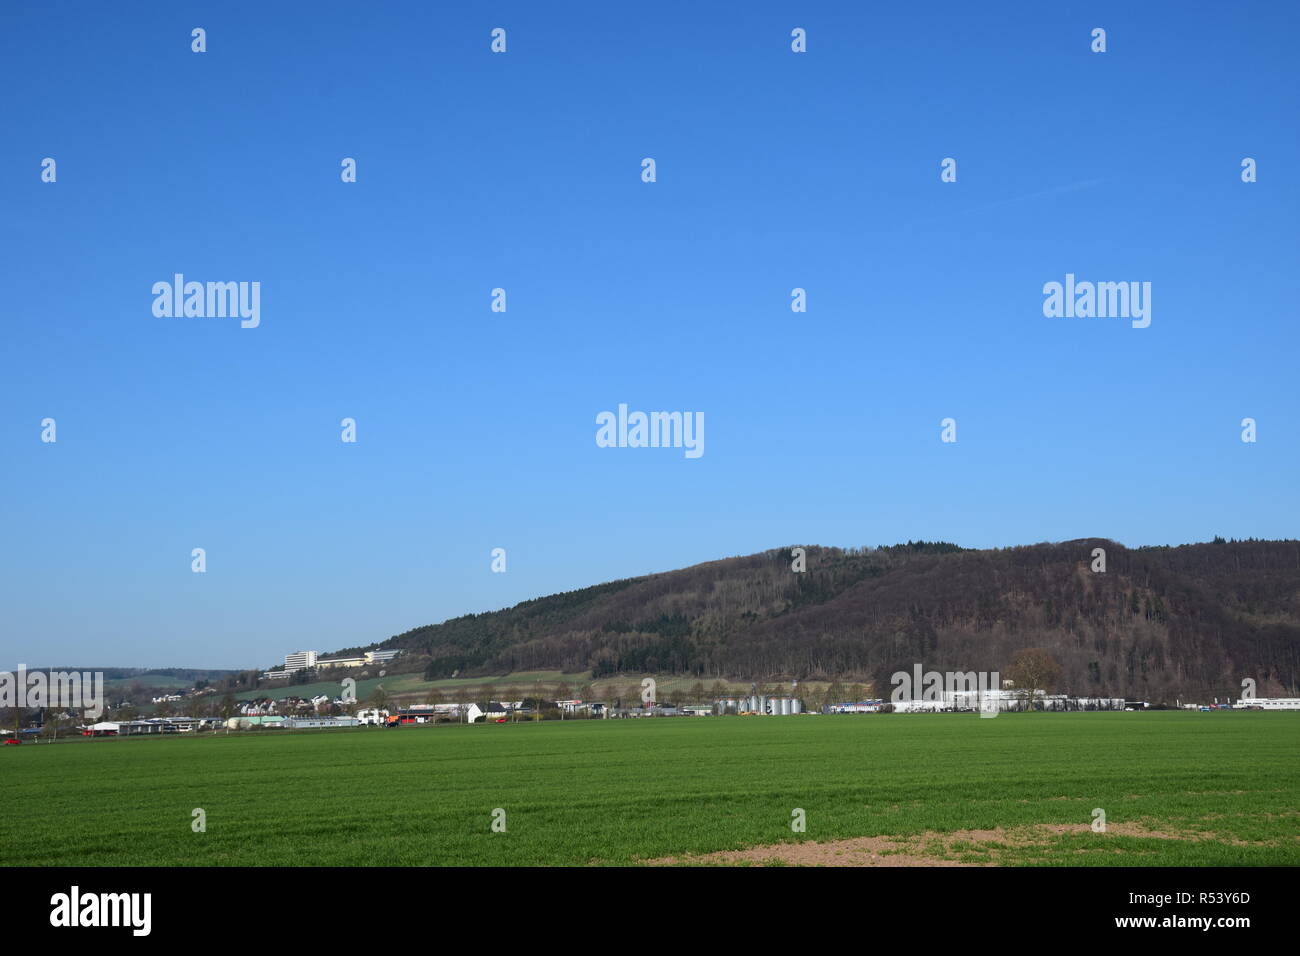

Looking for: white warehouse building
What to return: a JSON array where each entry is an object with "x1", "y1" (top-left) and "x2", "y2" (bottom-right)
[
  {"x1": 1237, "y1": 697, "x2": 1300, "y2": 710},
  {"x1": 892, "y1": 690, "x2": 1125, "y2": 713}
]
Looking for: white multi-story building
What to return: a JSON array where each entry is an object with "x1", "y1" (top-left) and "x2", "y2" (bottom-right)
[{"x1": 283, "y1": 650, "x2": 318, "y2": 671}]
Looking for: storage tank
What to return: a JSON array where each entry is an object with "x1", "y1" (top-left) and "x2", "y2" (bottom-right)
[
  {"x1": 781, "y1": 698, "x2": 792, "y2": 715},
  {"x1": 792, "y1": 698, "x2": 803, "y2": 714}
]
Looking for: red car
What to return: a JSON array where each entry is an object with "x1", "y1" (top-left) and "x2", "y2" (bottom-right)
[{"x1": 3, "y1": 738, "x2": 21, "y2": 746}]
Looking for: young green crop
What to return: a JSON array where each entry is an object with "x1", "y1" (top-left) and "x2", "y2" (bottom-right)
[{"x1": 1, "y1": 712, "x2": 1295, "y2": 866}]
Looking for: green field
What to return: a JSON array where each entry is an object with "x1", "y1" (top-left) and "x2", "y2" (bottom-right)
[{"x1": 2, "y1": 712, "x2": 1296, "y2": 866}]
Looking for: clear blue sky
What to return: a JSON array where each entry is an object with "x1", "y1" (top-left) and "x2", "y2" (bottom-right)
[{"x1": 3, "y1": 2, "x2": 1297, "y2": 669}]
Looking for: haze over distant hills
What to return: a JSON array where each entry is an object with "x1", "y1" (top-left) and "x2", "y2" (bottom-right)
[{"x1": 321, "y1": 539, "x2": 1299, "y2": 704}]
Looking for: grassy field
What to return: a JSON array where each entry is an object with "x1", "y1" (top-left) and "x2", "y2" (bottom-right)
[{"x1": 1, "y1": 712, "x2": 1296, "y2": 866}]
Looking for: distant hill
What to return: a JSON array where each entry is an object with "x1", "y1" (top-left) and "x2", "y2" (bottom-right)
[
  {"x1": 29, "y1": 667, "x2": 239, "y2": 688},
  {"x1": 352, "y1": 539, "x2": 1300, "y2": 703}
]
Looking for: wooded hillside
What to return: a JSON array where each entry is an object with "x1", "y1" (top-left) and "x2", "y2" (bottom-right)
[{"x1": 358, "y1": 539, "x2": 1300, "y2": 703}]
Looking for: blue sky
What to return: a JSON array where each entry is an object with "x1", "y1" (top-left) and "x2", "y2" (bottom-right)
[{"x1": 2, "y1": 2, "x2": 1297, "y2": 668}]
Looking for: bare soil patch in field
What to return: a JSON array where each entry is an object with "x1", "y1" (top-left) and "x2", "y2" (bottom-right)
[{"x1": 641, "y1": 821, "x2": 1199, "y2": 867}]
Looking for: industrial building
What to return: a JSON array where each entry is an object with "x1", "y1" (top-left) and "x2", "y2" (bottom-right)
[
  {"x1": 81, "y1": 717, "x2": 223, "y2": 736},
  {"x1": 891, "y1": 691, "x2": 1126, "y2": 713},
  {"x1": 554, "y1": 700, "x2": 606, "y2": 717},
  {"x1": 714, "y1": 696, "x2": 804, "y2": 715},
  {"x1": 1237, "y1": 697, "x2": 1300, "y2": 710},
  {"x1": 830, "y1": 701, "x2": 884, "y2": 713},
  {"x1": 280, "y1": 716, "x2": 360, "y2": 729},
  {"x1": 82, "y1": 720, "x2": 161, "y2": 736}
]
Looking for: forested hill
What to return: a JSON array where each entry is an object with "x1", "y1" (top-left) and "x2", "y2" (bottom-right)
[{"x1": 357, "y1": 539, "x2": 1300, "y2": 703}]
